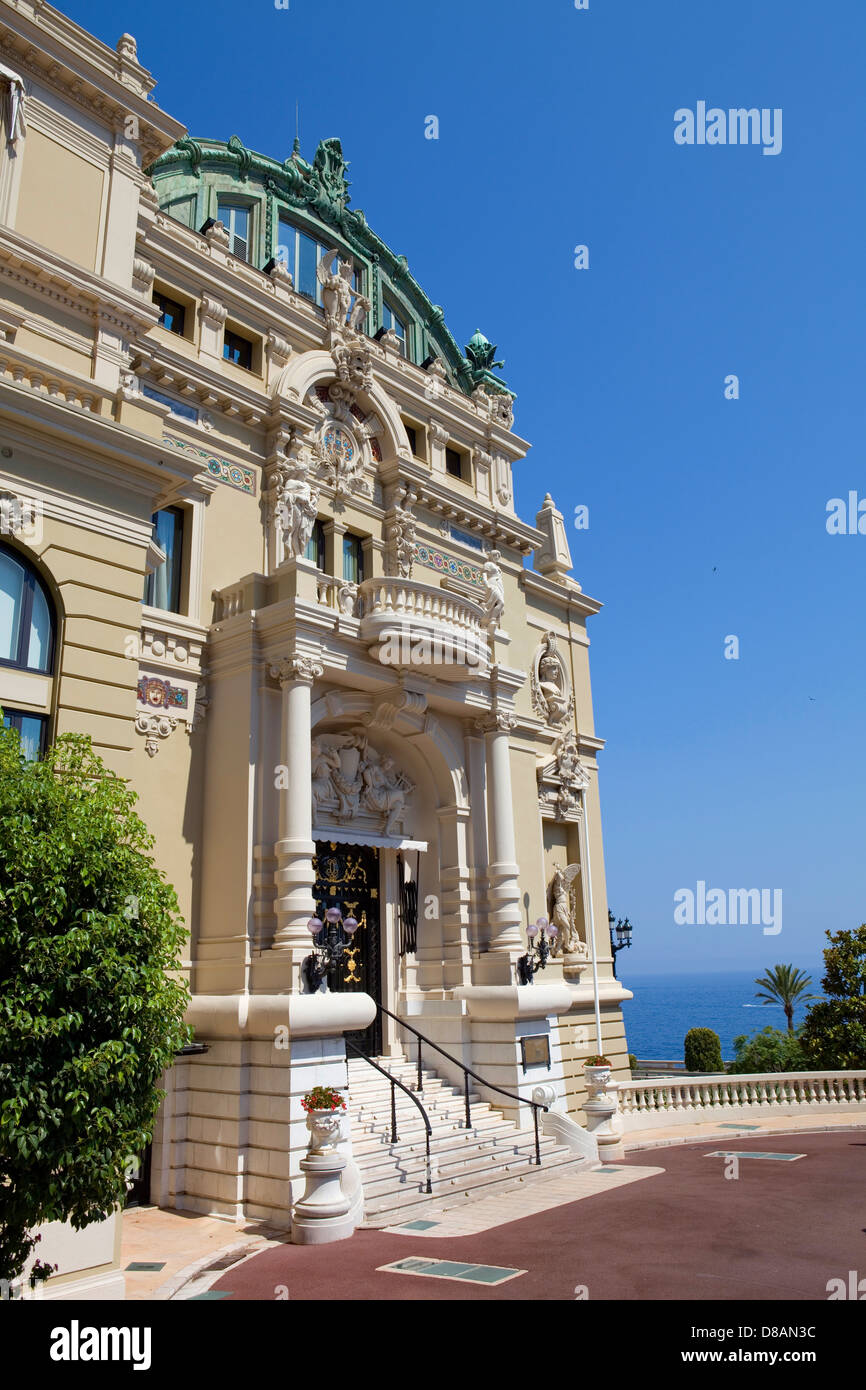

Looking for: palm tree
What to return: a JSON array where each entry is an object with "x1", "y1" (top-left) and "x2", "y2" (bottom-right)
[{"x1": 754, "y1": 964, "x2": 818, "y2": 1033}]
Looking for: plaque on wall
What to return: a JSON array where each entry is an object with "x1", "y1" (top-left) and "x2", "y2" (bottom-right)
[{"x1": 520, "y1": 1035, "x2": 551, "y2": 1073}]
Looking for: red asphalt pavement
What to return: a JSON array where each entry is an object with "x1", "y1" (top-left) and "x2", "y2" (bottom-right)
[{"x1": 209, "y1": 1131, "x2": 865, "y2": 1301}]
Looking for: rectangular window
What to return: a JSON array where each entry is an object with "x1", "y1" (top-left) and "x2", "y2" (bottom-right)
[
  {"x1": 153, "y1": 291, "x2": 186, "y2": 336},
  {"x1": 276, "y1": 217, "x2": 297, "y2": 281},
  {"x1": 304, "y1": 519, "x2": 325, "y2": 571},
  {"x1": 445, "y1": 447, "x2": 463, "y2": 479},
  {"x1": 143, "y1": 507, "x2": 185, "y2": 613},
  {"x1": 223, "y1": 328, "x2": 253, "y2": 370},
  {"x1": 405, "y1": 425, "x2": 417, "y2": 457},
  {"x1": 297, "y1": 230, "x2": 318, "y2": 300},
  {"x1": 140, "y1": 384, "x2": 199, "y2": 423},
  {"x1": 3, "y1": 709, "x2": 48, "y2": 761},
  {"x1": 383, "y1": 301, "x2": 407, "y2": 355},
  {"x1": 217, "y1": 202, "x2": 250, "y2": 260},
  {"x1": 342, "y1": 534, "x2": 364, "y2": 584}
]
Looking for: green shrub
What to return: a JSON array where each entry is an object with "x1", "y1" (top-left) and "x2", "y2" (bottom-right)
[
  {"x1": 628, "y1": 1053, "x2": 638, "y2": 1071},
  {"x1": 731, "y1": 1026, "x2": 810, "y2": 1074},
  {"x1": 0, "y1": 728, "x2": 190, "y2": 1285},
  {"x1": 684, "y1": 1027, "x2": 723, "y2": 1073},
  {"x1": 801, "y1": 926, "x2": 866, "y2": 1068}
]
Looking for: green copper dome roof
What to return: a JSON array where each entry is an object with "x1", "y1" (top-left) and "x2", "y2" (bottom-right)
[{"x1": 147, "y1": 135, "x2": 513, "y2": 402}]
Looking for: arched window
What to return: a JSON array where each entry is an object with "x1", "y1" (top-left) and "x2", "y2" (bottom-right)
[
  {"x1": 0, "y1": 543, "x2": 56, "y2": 758},
  {"x1": 0, "y1": 543, "x2": 54, "y2": 673}
]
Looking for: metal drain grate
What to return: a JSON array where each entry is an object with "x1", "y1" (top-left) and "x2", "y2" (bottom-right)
[
  {"x1": 377, "y1": 1256, "x2": 526, "y2": 1286},
  {"x1": 704, "y1": 1151, "x2": 805, "y2": 1161}
]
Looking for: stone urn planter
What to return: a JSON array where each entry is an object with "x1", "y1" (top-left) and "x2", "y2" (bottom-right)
[
  {"x1": 306, "y1": 1107, "x2": 344, "y2": 1155},
  {"x1": 293, "y1": 1085, "x2": 352, "y2": 1246},
  {"x1": 584, "y1": 1059, "x2": 612, "y2": 1090}
]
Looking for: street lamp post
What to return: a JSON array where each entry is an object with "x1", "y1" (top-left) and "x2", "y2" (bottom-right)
[{"x1": 608, "y1": 910, "x2": 633, "y2": 980}]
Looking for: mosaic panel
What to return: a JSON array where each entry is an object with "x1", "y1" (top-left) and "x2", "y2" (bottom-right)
[
  {"x1": 415, "y1": 543, "x2": 482, "y2": 586},
  {"x1": 162, "y1": 437, "x2": 256, "y2": 495},
  {"x1": 137, "y1": 676, "x2": 189, "y2": 711}
]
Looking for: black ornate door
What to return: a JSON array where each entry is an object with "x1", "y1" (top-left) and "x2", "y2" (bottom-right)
[{"x1": 312, "y1": 841, "x2": 382, "y2": 1055}]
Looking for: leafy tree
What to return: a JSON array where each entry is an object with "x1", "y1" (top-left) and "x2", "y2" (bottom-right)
[
  {"x1": 0, "y1": 727, "x2": 190, "y2": 1286},
  {"x1": 753, "y1": 963, "x2": 817, "y2": 1033},
  {"x1": 731, "y1": 1026, "x2": 810, "y2": 1074},
  {"x1": 684, "y1": 1027, "x2": 723, "y2": 1072},
  {"x1": 800, "y1": 925, "x2": 866, "y2": 1069}
]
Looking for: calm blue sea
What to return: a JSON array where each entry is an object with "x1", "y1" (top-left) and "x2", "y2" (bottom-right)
[{"x1": 620, "y1": 968, "x2": 825, "y2": 1061}]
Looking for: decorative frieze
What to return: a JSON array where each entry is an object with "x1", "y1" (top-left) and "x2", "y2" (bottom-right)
[
  {"x1": 162, "y1": 438, "x2": 256, "y2": 495},
  {"x1": 415, "y1": 543, "x2": 482, "y2": 587}
]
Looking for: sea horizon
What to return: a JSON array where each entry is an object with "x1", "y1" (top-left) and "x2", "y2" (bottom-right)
[{"x1": 618, "y1": 966, "x2": 825, "y2": 1061}]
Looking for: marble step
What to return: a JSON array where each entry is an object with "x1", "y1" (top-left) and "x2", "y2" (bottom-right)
[
  {"x1": 357, "y1": 1137, "x2": 567, "y2": 1197},
  {"x1": 362, "y1": 1149, "x2": 589, "y2": 1224},
  {"x1": 354, "y1": 1126, "x2": 561, "y2": 1178}
]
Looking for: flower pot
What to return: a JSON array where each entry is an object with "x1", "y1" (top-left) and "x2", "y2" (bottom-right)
[
  {"x1": 306, "y1": 1107, "x2": 344, "y2": 1155},
  {"x1": 584, "y1": 1064, "x2": 612, "y2": 1089}
]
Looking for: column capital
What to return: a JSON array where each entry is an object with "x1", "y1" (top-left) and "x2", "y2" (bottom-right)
[
  {"x1": 474, "y1": 709, "x2": 517, "y2": 735},
  {"x1": 271, "y1": 654, "x2": 324, "y2": 687}
]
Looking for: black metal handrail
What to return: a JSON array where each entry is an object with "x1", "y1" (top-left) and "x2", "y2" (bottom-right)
[
  {"x1": 375, "y1": 1002, "x2": 548, "y2": 1166},
  {"x1": 345, "y1": 1040, "x2": 432, "y2": 1194}
]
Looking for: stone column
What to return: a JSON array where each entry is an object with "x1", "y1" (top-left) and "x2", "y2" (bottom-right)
[
  {"x1": 271, "y1": 655, "x2": 323, "y2": 954},
  {"x1": 476, "y1": 711, "x2": 523, "y2": 966}
]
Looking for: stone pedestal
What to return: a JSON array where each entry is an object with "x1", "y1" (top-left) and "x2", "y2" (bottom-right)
[
  {"x1": 291, "y1": 1153, "x2": 354, "y2": 1245},
  {"x1": 583, "y1": 1072, "x2": 625, "y2": 1161}
]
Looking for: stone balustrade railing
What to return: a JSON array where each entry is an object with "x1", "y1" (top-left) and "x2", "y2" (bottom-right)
[
  {"x1": 357, "y1": 576, "x2": 486, "y2": 636},
  {"x1": 618, "y1": 1070, "x2": 866, "y2": 1131}
]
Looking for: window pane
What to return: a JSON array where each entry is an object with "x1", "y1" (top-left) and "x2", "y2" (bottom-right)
[
  {"x1": 27, "y1": 581, "x2": 51, "y2": 671},
  {"x1": 277, "y1": 220, "x2": 296, "y2": 279},
  {"x1": 298, "y1": 232, "x2": 317, "y2": 299},
  {"x1": 0, "y1": 550, "x2": 24, "y2": 662},
  {"x1": 342, "y1": 536, "x2": 359, "y2": 583},
  {"x1": 3, "y1": 711, "x2": 45, "y2": 761},
  {"x1": 144, "y1": 509, "x2": 184, "y2": 613}
]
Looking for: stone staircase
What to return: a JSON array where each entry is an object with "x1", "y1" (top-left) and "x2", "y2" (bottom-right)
[{"x1": 347, "y1": 1053, "x2": 593, "y2": 1227}]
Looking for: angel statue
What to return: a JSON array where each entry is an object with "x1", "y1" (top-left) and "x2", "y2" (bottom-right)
[
  {"x1": 317, "y1": 248, "x2": 362, "y2": 330},
  {"x1": 548, "y1": 862, "x2": 585, "y2": 956},
  {"x1": 482, "y1": 553, "x2": 505, "y2": 630}
]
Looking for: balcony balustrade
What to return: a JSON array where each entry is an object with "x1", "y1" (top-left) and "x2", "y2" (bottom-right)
[{"x1": 355, "y1": 575, "x2": 490, "y2": 679}]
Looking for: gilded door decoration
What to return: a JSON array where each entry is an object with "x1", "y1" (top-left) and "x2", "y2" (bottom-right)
[{"x1": 312, "y1": 841, "x2": 382, "y2": 1053}]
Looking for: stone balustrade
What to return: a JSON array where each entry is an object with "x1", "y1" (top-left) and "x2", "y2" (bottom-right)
[
  {"x1": 356, "y1": 575, "x2": 489, "y2": 679},
  {"x1": 618, "y1": 1070, "x2": 866, "y2": 1131}
]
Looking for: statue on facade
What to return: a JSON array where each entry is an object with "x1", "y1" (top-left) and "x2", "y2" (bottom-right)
[
  {"x1": 548, "y1": 862, "x2": 586, "y2": 957},
  {"x1": 278, "y1": 469, "x2": 320, "y2": 559},
  {"x1": 361, "y1": 754, "x2": 407, "y2": 836},
  {"x1": 317, "y1": 249, "x2": 355, "y2": 329},
  {"x1": 482, "y1": 551, "x2": 505, "y2": 629},
  {"x1": 531, "y1": 632, "x2": 574, "y2": 727}
]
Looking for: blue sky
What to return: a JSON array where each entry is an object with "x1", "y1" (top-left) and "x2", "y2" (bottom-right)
[{"x1": 68, "y1": 0, "x2": 866, "y2": 977}]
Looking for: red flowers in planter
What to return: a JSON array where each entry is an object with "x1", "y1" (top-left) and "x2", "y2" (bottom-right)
[{"x1": 300, "y1": 1085, "x2": 347, "y2": 1113}]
